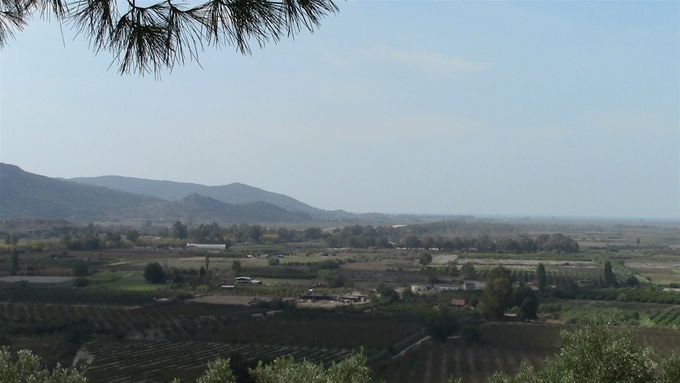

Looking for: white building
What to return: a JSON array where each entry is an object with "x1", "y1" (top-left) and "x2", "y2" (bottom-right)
[{"x1": 186, "y1": 243, "x2": 227, "y2": 250}]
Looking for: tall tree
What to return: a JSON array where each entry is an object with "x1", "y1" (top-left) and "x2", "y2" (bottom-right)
[
  {"x1": 232, "y1": 260, "x2": 242, "y2": 275},
  {"x1": 172, "y1": 221, "x2": 188, "y2": 240},
  {"x1": 0, "y1": 0, "x2": 338, "y2": 76},
  {"x1": 603, "y1": 260, "x2": 617, "y2": 287},
  {"x1": 126, "y1": 229, "x2": 140, "y2": 242},
  {"x1": 461, "y1": 262, "x2": 477, "y2": 280},
  {"x1": 480, "y1": 267, "x2": 513, "y2": 320},
  {"x1": 9, "y1": 248, "x2": 19, "y2": 275},
  {"x1": 536, "y1": 263, "x2": 547, "y2": 293},
  {"x1": 419, "y1": 252, "x2": 433, "y2": 266}
]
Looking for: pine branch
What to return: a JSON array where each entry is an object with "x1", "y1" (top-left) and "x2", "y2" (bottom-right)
[
  {"x1": 0, "y1": 0, "x2": 30, "y2": 46},
  {"x1": 0, "y1": 0, "x2": 339, "y2": 76}
]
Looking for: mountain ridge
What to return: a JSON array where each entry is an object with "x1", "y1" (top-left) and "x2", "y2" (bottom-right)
[
  {"x1": 69, "y1": 174, "x2": 351, "y2": 219},
  {"x1": 0, "y1": 164, "x2": 313, "y2": 223}
]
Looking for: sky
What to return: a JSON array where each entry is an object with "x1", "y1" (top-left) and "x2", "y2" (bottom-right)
[{"x1": 1, "y1": 1, "x2": 679, "y2": 220}]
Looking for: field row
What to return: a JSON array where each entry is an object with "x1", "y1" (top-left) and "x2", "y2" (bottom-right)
[
  {"x1": 374, "y1": 323, "x2": 680, "y2": 383},
  {"x1": 476, "y1": 269, "x2": 600, "y2": 285},
  {"x1": 85, "y1": 339, "x2": 354, "y2": 382},
  {"x1": 0, "y1": 302, "x2": 419, "y2": 349},
  {"x1": 376, "y1": 340, "x2": 549, "y2": 383},
  {"x1": 650, "y1": 308, "x2": 680, "y2": 327}
]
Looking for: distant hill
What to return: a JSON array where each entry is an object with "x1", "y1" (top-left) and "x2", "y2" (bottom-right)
[
  {"x1": 70, "y1": 175, "x2": 350, "y2": 219},
  {"x1": 0, "y1": 164, "x2": 311, "y2": 223},
  {"x1": 0, "y1": 163, "x2": 157, "y2": 221},
  {"x1": 137, "y1": 194, "x2": 312, "y2": 223}
]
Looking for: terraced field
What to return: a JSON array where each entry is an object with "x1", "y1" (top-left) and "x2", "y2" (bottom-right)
[{"x1": 85, "y1": 340, "x2": 355, "y2": 382}]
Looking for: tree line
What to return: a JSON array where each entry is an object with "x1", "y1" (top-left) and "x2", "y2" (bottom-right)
[
  {"x1": 12, "y1": 221, "x2": 577, "y2": 254},
  {"x1": 165, "y1": 222, "x2": 580, "y2": 254}
]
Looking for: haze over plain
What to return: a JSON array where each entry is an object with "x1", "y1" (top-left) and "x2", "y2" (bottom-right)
[{"x1": 1, "y1": 1, "x2": 678, "y2": 219}]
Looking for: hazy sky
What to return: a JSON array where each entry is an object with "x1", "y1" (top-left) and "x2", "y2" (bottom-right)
[{"x1": 1, "y1": 1, "x2": 679, "y2": 219}]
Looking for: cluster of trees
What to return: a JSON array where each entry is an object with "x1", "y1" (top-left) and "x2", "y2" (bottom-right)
[
  {"x1": 481, "y1": 267, "x2": 539, "y2": 321},
  {"x1": 60, "y1": 224, "x2": 135, "y2": 250},
  {"x1": 0, "y1": 347, "x2": 87, "y2": 383},
  {"x1": 4, "y1": 234, "x2": 19, "y2": 246},
  {"x1": 165, "y1": 222, "x2": 323, "y2": 245},
  {"x1": 51, "y1": 221, "x2": 578, "y2": 255},
  {"x1": 0, "y1": 347, "x2": 373, "y2": 383},
  {"x1": 598, "y1": 260, "x2": 641, "y2": 288},
  {"x1": 144, "y1": 262, "x2": 213, "y2": 286},
  {"x1": 490, "y1": 324, "x2": 680, "y2": 383},
  {"x1": 160, "y1": 222, "x2": 578, "y2": 254}
]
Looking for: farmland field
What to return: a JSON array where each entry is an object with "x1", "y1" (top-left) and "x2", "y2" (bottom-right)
[
  {"x1": 1, "y1": 218, "x2": 680, "y2": 381},
  {"x1": 375, "y1": 323, "x2": 680, "y2": 383},
  {"x1": 84, "y1": 339, "x2": 356, "y2": 382}
]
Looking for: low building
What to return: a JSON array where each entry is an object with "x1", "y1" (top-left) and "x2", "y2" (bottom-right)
[
  {"x1": 187, "y1": 243, "x2": 227, "y2": 250},
  {"x1": 411, "y1": 284, "x2": 460, "y2": 295},
  {"x1": 450, "y1": 298, "x2": 466, "y2": 308},
  {"x1": 463, "y1": 280, "x2": 486, "y2": 291},
  {"x1": 340, "y1": 293, "x2": 368, "y2": 303},
  {"x1": 300, "y1": 294, "x2": 337, "y2": 302}
]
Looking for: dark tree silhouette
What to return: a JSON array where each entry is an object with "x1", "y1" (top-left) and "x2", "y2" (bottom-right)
[
  {"x1": 603, "y1": 260, "x2": 617, "y2": 287},
  {"x1": 536, "y1": 262, "x2": 547, "y2": 293},
  {"x1": 144, "y1": 262, "x2": 166, "y2": 283},
  {"x1": 0, "y1": 0, "x2": 338, "y2": 75}
]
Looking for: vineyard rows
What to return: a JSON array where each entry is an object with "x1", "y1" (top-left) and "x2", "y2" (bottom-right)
[
  {"x1": 376, "y1": 339, "x2": 549, "y2": 383},
  {"x1": 85, "y1": 339, "x2": 354, "y2": 382},
  {"x1": 650, "y1": 308, "x2": 680, "y2": 327},
  {"x1": 476, "y1": 269, "x2": 599, "y2": 285},
  {"x1": 0, "y1": 302, "x2": 418, "y2": 349}
]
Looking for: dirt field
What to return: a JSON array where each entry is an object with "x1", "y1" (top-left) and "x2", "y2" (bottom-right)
[
  {"x1": 0, "y1": 276, "x2": 73, "y2": 283},
  {"x1": 188, "y1": 295, "x2": 271, "y2": 305}
]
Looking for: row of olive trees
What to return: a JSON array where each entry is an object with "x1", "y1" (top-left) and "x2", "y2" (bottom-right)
[{"x1": 0, "y1": 347, "x2": 372, "y2": 383}]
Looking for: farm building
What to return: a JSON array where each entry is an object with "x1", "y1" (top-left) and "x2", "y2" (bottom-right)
[
  {"x1": 186, "y1": 243, "x2": 227, "y2": 250},
  {"x1": 300, "y1": 294, "x2": 338, "y2": 302},
  {"x1": 340, "y1": 293, "x2": 368, "y2": 303},
  {"x1": 410, "y1": 284, "x2": 460, "y2": 295},
  {"x1": 463, "y1": 280, "x2": 486, "y2": 291}
]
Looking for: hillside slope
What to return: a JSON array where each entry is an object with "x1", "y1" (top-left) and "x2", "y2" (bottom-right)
[
  {"x1": 0, "y1": 164, "x2": 312, "y2": 223},
  {"x1": 71, "y1": 175, "x2": 343, "y2": 218},
  {"x1": 0, "y1": 164, "x2": 157, "y2": 220}
]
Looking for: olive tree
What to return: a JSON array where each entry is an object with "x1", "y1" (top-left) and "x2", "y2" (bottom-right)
[
  {"x1": 0, "y1": 347, "x2": 87, "y2": 383},
  {"x1": 143, "y1": 262, "x2": 166, "y2": 283},
  {"x1": 489, "y1": 324, "x2": 658, "y2": 383},
  {"x1": 249, "y1": 353, "x2": 373, "y2": 383}
]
